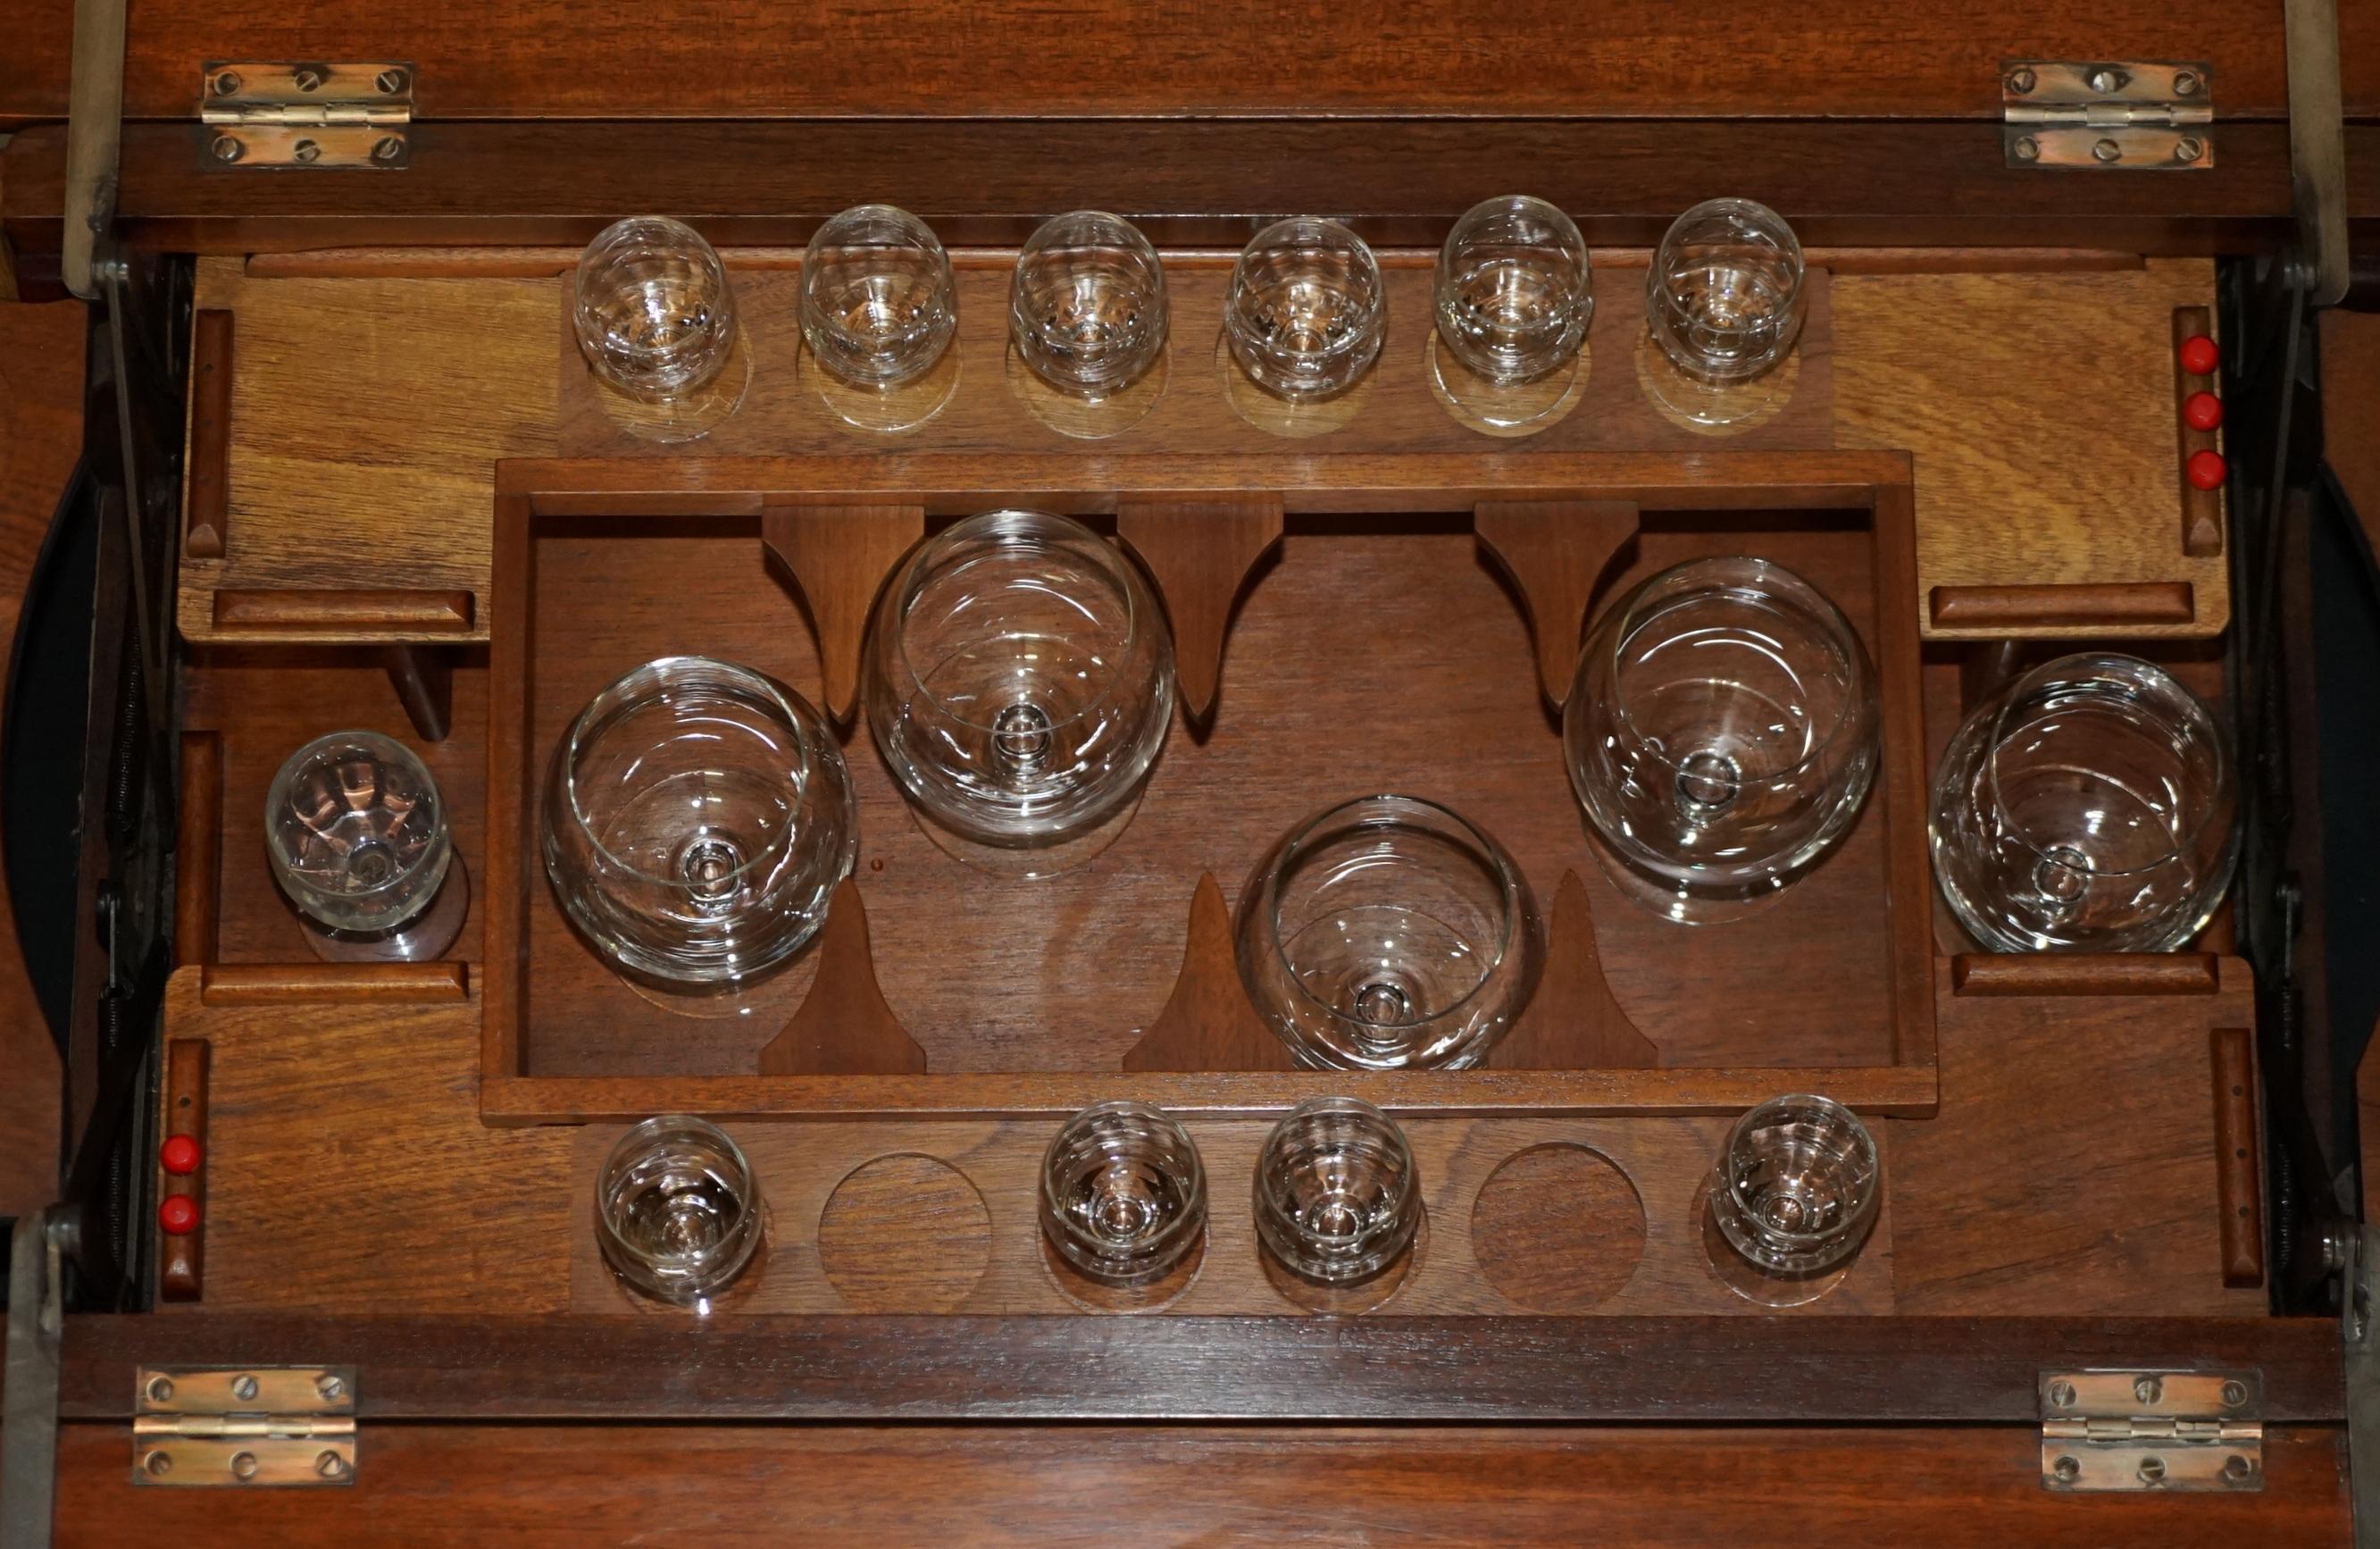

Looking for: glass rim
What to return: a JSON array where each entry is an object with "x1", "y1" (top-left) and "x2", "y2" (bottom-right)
[
  {"x1": 1228, "y1": 216, "x2": 1387, "y2": 364},
  {"x1": 1261, "y1": 795, "x2": 1524, "y2": 1034},
  {"x1": 265, "y1": 729, "x2": 448, "y2": 904},
  {"x1": 594, "y1": 1113, "x2": 758, "y2": 1265},
  {"x1": 556, "y1": 656, "x2": 823, "y2": 890},
  {"x1": 1038, "y1": 1100, "x2": 1209, "y2": 1259},
  {"x1": 1979, "y1": 650, "x2": 2234, "y2": 875},
  {"x1": 887, "y1": 508, "x2": 1156, "y2": 735},
  {"x1": 1253, "y1": 1094, "x2": 1418, "y2": 1222},
  {"x1": 1649, "y1": 196, "x2": 1807, "y2": 322},
  {"x1": 1599, "y1": 556, "x2": 1872, "y2": 782},
  {"x1": 1716, "y1": 1092, "x2": 1879, "y2": 1248},
  {"x1": 1441, "y1": 194, "x2": 1588, "y2": 271}
]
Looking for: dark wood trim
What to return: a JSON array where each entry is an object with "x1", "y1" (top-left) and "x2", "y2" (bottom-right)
[
  {"x1": 54, "y1": 1314, "x2": 2344, "y2": 1422},
  {"x1": 1950, "y1": 953, "x2": 2224, "y2": 996},
  {"x1": 183, "y1": 310, "x2": 231, "y2": 559},
  {"x1": 1928, "y1": 582, "x2": 2197, "y2": 630}
]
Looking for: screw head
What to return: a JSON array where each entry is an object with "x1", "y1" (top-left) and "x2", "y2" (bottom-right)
[
  {"x1": 374, "y1": 67, "x2": 407, "y2": 95},
  {"x1": 2175, "y1": 137, "x2": 2206, "y2": 163},
  {"x1": 372, "y1": 136, "x2": 405, "y2": 163},
  {"x1": 2225, "y1": 1453, "x2": 2256, "y2": 1481},
  {"x1": 2006, "y1": 67, "x2": 2037, "y2": 95},
  {"x1": 2137, "y1": 1455, "x2": 2167, "y2": 1486},
  {"x1": 230, "y1": 1451, "x2": 260, "y2": 1482},
  {"x1": 2046, "y1": 1380, "x2": 2077, "y2": 1408},
  {"x1": 211, "y1": 70, "x2": 241, "y2": 96},
  {"x1": 2092, "y1": 138, "x2": 2123, "y2": 163},
  {"x1": 2052, "y1": 1454, "x2": 2081, "y2": 1484},
  {"x1": 209, "y1": 135, "x2": 243, "y2": 164},
  {"x1": 2088, "y1": 66, "x2": 2125, "y2": 94},
  {"x1": 317, "y1": 1374, "x2": 346, "y2": 1402},
  {"x1": 2134, "y1": 1376, "x2": 2164, "y2": 1404},
  {"x1": 143, "y1": 1451, "x2": 172, "y2": 1478},
  {"x1": 292, "y1": 65, "x2": 325, "y2": 92},
  {"x1": 293, "y1": 138, "x2": 322, "y2": 164},
  {"x1": 2174, "y1": 69, "x2": 2202, "y2": 96},
  {"x1": 2220, "y1": 1378, "x2": 2250, "y2": 1408},
  {"x1": 2012, "y1": 135, "x2": 2041, "y2": 163},
  {"x1": 316, "y1": 1450, "x2": 349, "y2": 1479},
  {"x1": 145, "y1": 1375, "x2": 175, "y2": 1403},
  {"x1": 230, "y1": 1374, "x2": 259, "y2": 1402}
]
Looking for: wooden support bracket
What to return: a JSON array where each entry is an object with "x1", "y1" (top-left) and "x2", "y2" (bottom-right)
[
  {"x1": 1473, "y1": 499, "x2": 1641, "y2": 708},
  {"x1": 383, "y1": 643, "x2": 454, "y2": 743},
  {"x1": 760, "y1": 504, "x2": 926, "y2": 721},
  {"x1": 1115, "y1": 497, "x2": 1285, "y2": 724},
  {"x1": 1489, "y1": 870, "x2": 1660, "y2": 1070},
  {"x1": 1122, "y1": 872, "x2": 1296, "y2": 1073},
  {"x1": 757, "y1": 879, "x2": 930, "y2": 1076}
]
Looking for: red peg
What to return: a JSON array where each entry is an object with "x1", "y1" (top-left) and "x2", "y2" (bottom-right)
[
  {"x1": 158, "y1": 1195, "x2": 199, "y2": 1235},
  {"x1": 2187, "y1": 449, "x2": 2227, "y2": 490},
  {"x1": 2184, "y1": 390, "x2": 2223, "y2": 431},
  {"x1": 160, "y1": 1134, "x2": 202, "y2": 1175},
  {"x1": 2178, "y1": 335, "x2": 2219, "y2": 376}
]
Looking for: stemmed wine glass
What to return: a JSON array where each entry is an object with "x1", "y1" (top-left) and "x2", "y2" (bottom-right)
[
  {"x1": 596, "y1": 1115, "x2": 766, "y2": 1309},
  {"x1": 1429, "y1": 195, "x2": 1593, "y2": 434},
  {"x1": 1040, "y1": 1101, "x2": 1207, "y2": 1288},
  {"x1": 1221, "y1": 217, "x2": 1386, "y2": 433},
  {"x1": 1703, "y1": 1093, "x2": 1880, "y2": 1306},
  {"x1": 1252, "y1": 1097, "x2": 1422, "y2": 1287},
  {"x1": 265, "y1": 730, "x2": 468, "y2": 962},
  {"x1": 799, "y1": 204, "x2": 962, "y2": 432},
  {"x1": 571, "y1": 215, "x2": 747, "y2": 441},
  {"x1": 1640, "y1": 198, "x2": 1808, "y2": 429},
  {"x1": 1008, "y1": 211, "x2": 1169, "y2": 437}
]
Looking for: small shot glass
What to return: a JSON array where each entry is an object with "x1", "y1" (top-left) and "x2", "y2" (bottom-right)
[
  {"x1": 572, "y1": 215, "x2": 747, "y2": 440},
  {"x1": 1433, "y1": 195, "x2": 1592, "y2": 388},
  {"x1": 799, "y1": 204, "x2": 959, "y2": 390},
  {"x1": 1223, "y1": 217, "x2": 1387, "y2": 401},
  {"x1": 1253, "y1": 1098, "x2": 1421, "y2": 1286},
  {"x1": 1010, "y1": 211, "x2": 1168, "y2": 400},
  {"x1": 1704, "y1": 1093, "x2": 1879, "y2": 1306},
  {"x1": 1645, "y1": 197, "x2": 1807, "y2": 388},
  {"x1": 1040, "y1": 1101, "x2": 1208, "y2": 1288},
  {"x1": 265, "y1": 730, "x2": 467, "y2": 963},
  {"x1": 596, "y1": 1115, "x2": 766, "y2": 1309}
]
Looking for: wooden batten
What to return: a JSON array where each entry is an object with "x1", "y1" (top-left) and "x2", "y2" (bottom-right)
[
  {"x1": 1490, "y1": 872, "x2": 1659, "y2": 1071},
  {"x1": 1473, "y1": 499, "x2": 1640, "y2": 708},
  {"x1": 1121, "y1": 873, "x2": 1297, "y2": 1075},
  {"x1": 1115, "y1": 497, "x2": 1284, "y2": 724},
  {"x1": 758, "y1": 504, "x2": 925, "y2": 723},
  {"x1": 756, "y1": 880, "x2": 929, "y2": 1077}
]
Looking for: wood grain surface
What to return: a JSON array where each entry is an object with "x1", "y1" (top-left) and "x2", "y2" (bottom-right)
[{"x1": 46, "y1": 1420, "x2": 2353, "y2": 1548}]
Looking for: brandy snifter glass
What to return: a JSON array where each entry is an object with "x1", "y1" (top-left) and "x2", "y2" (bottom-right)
[
  {"x1": 1010, "y1": 211, "x2": 1168, "y2": 399},
  {"x1": 572, "y1": 215, "x2": 739, "y2": 403},
  {"x1": 1705, "y1": 1093, "x2": 1879, "y2": 1305},
  {"x1": 1223, "y1": 217, "x2": 1387, "y2": 400},
  {"x1": 1565, "y1": 557, "x2": 1878, "y2": 924},
  {"x1": 1235, "y1": 795, "x2": 1542, "y2": 1070},
  {"x1": 799, "y1": 204, "x2": 958, "y2": 390},
  {"x1": 865, "y1": 510, "x2": 1175, "y2": 873},
  {"x1": 1433, "y1": 195, "x2": 1592, "y2": 387},
  {"x1": 544, "y1": 657, "x2": 857, "y2": 991},
  {"x1": 1646, "y1": 197, "x2": 1807, "y2": 385},
  {"x1": 1253, "y1": 1097, "x2": 1422, "y2": 1287},
  {"x1": 596, "y1": 1115, "x2": 766, "y2": 1308},
  {"x1": 1931, "y1": 653, "x2": 2236, "y2": 952},
  {"x1": 265, "y1": 730, "x2": 466, "y2": 962},
  {"x1": 1040, "y1": 1101, "x2": 1207, "y2": 1287}
]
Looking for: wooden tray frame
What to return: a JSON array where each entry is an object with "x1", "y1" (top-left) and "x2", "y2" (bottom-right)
[{"x1": 481, "y1": 451, "x2": 1933, "y2": 1126}]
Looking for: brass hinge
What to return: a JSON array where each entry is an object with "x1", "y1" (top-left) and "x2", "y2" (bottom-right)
[
  {"x1": 198, "y1": 62, "x2": 413, "y2": 169},
  {"x1": 2003, "y1": 61, "x2": 2213, "y2": 169},
  {"x1": 2039, "y1": 1369, "x2": 2262, "y2": 1492},
  {"x1": 133, "y1": 1366, "x2": 356, "y2": 1486}
]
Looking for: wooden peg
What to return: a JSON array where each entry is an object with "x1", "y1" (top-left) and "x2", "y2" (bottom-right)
[
  {"x1": 757, "y1": 879, "x2": 929, "y2": 1076},
  {"x1": 1122, "y1": 872, "x2": 1296, "y2": 1073},
  {"x1": 761, "y1": 505, "x2": 926, "y2": 721},
  {"x1": 1474, "y1": 499, "x2": 1640, "y2": 708},
  {"x1": 1115, "y1": 497, "x2": 1284, "y2": 724},
  {"x1": 1490, "y1": 870, "x2": 1659, "y2": 1070},
  {"x1": 158, "y1": 1037, "x2": 209, "y2": 1302},
  {"x1": 383, "y1": 643, "x2": 454, "y2": 742}
]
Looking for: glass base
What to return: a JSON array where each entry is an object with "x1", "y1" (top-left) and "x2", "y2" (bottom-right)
[
  {"x1": 299, "y1": 852, "x2": 471, "y2": 963},
  {"x1": 1580, "y1": 819, "x2": 1797, "y2": 926},
  {"x1": 600, "y1": 1205, "x2": 772, "y2": 1315},
  {"x1": 1006, "y1": 341, "x2": 1167, "y2": 440},
  {"x1": 1635, "y1": 331, "x2": 1797, "y2": 433},
  {"x1": 1695, "y1": 1178, "x2": 1858, "y2": 1308},
  {"x1": 1260, "y1": 1204, "x2": 1425, "y2": 1314},
  {"x1": 906, "y1": 782, "x2": 1149, "y2": 881},
  {"x1": 1039, "y1": 1227, "x2": 1204, "y2": 1314},
  {"x1": 802, "y1": 338, "x2": 961, "y2": 436},
  {"x1": 1215, "y1": 331, "x2": 1374, "y2": 440},
  {"x1": 1425, "y1": 331, "x2": 1587, "y2": 438},
  {"x1": 588, "y1": 326, "x2": 753, "y2": 445}
]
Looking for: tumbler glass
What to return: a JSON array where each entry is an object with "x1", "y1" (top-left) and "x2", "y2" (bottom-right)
[
  {"x1": 1432, "y1": 195, "x2": 1592, "y2": 387},
  {"x1": 1646, "y1": 198, "x2": 1807, "y2": 384},
  {"x1": 865, "y1": 510, "x2": 1175, "y2": 870},
  {"x1": 1223, "y1": 217, "x2": 1387, "y2": 399},
  {"x1": 544, "y1": 657, "x2": 857, "y2": 989},
  {"x1": 1040, "y1": 1101, "x2": 1207, "y2": 1287},
  {"x1": 596, "y1": 1115, "x2": 765, "y2": 1307},
  {"x1": 1253, "y1": 1097, "x2": 1422, "y2": 1286},
  {"x1": 1565, "y1": 557, "x2": 1878, "y2": 923},
  {"x1": 799, "y1": 204, "x2": 959, "y2": 389},
  {"x1": 266, "y1": 730, "x2": 465, "y2": 962},
  {"x1": 1705, "y1": 1093, "x2": 1879, "y2": 1304},
  {"x1": 572, "y1": 216, "x2": 739, "y2": 401},
  {"x1": 1931, "y1": 653, "x2": 2236, "y2": 952},
  {"x1": 1010, "y1": 212, "x2": 1168, "y2": 399},
  {"x1": 1235, "y1": 796, "x2": 1542, "y2": 1070}
]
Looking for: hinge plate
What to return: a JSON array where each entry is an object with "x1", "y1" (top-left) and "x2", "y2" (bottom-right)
[
  {"x1": 199, "y1": 62, "x2": 413, "y2": 169},
  {"x1": 2039, "y1": 1369, "x2": 2262, "y2": 1492},
  {"x1": 2003, "y1": 61, "x2": 2213, "y2": 170},
  {"x1": 133, "y1": 1366, "x2": 357, "y2": 1486}
]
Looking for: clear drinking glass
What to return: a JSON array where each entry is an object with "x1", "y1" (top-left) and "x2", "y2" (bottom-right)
[
  {"x1": 1223, "y1": 217, "x2": 1387, "y2": 399},
  {"x1": 799, "y1": 204, "x2": 959, "y2": 389},
  {"x1": 596, "y1": 1115, "x2": 765, "y2": 1307},
  {"x1": 1565, "y1": 557, "x2": 1878, "y2": 923},
  {"x1": 1433, "y1": 196, "x2": 1592, "y2": 387},
  {"x1": 1253, "y1": 1097, "x2": 1422, "y2": 1286},
  {"x1": 1706, "y1": 1093, "x2": 1879, "y2": 1303},
  {"x1": 544, "y1": 657, "x2": 857, "y2": 989},
  {"x1": 1010, "y1": 212, "x2": 1168, "y2": 399},
  {"x1": 266, "y1": 731, "x2": 465, "y2": 961},
  {"x1": 1646, "y1": 198, "x2": 1807, "y2": 384},
  {"x1": 865, "y1": 510, "x2": 1175, "y2": 871},
  {"x1": 1235, "y1": 796, "x2": 1542, "y2": 1070},
  {"x1": 572, "y1": 216, "x2": 739, "y2": 401},
  {"x1": 1040, "y1": 1101, "x2": 1207, "y2": 1287},
  {"x1": 1932, "y1": 653, "x2": 2236, "y2": 952}
]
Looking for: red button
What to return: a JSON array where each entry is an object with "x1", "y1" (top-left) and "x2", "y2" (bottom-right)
[
  {"x1": 2187, "y1": 448, "x2": 2227, "y2": 490},
  {"x1": 158, "y1": 1195, "x2": 199, "y2": 1235},
  {"x1": 2178, "y1": 335, "x2": 2220, "y2": 376},
  {"x1": 2184, "y1": 390, "x2": 2223, "y2": 431},
  {"x1": 160, "y1": 1135, "x2": 201, "y2": 1175}
]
